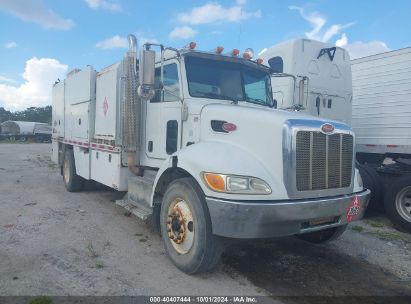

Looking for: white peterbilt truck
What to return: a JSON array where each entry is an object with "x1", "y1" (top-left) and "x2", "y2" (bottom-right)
[
  {"x1": 260, "y1": 39, "x2": 411, "y2": 233},
  {"x1": 51, "y1": 34, "x2": 369, "y2": 273}
]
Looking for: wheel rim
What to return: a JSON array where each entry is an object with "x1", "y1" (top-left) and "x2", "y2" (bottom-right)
[
  {"x1": 166, "y1": 198, "x2": 195, "y2": 254},
  {"x1": 395, "y1": 186, "x2": 411, "y2": 223},
  {"x1": 63, "y1": 158, "x2": 70, "y2": 184}
]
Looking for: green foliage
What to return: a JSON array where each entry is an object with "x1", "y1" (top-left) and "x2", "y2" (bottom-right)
[{"x1": 0, "y1": 106, "x2": 52, "y2": 124}]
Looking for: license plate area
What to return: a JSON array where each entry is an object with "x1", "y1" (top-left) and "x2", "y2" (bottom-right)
[{"x1": 301, "y1": 216, "x2": 340, "y2": 229}]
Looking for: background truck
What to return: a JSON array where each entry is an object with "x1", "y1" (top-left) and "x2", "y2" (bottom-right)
[
  {"x1": 352, "y1": 47, "x2": 411, "y2": 233},
  {"x1": 51, "y1": 34, "x2": 369, "y2": 274},
  {"x1": 0, "y1": 120, "x2": 52, "y2": 142},
  {"x1": 260, "y1": 39, "x2": 411, "y2": 233},
  {"x1": 259, "y1": 39, "x2": 352, "y2": 125}
]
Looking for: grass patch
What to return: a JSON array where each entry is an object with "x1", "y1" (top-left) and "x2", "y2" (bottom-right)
[
  {"x1": 369, "y1": 230, "x2": 401, "y2": 241},
  {"x1": 47, "y1": 163, "x2": 58, "y2": 169},
  {"x1": 87, "y1": 241, "x2": 98, "y2": 257},
  {"x1": 351, "y1": 225, "x2": 364, "y2": 232},
  {"x1": 30, "y1": 297, "x2": 53, "y2": 304},
  {"x1": 364, "y1": 219, "x2": 385, "y2": 228},
  {"x1": 95, "y1": 261, "x2": 104, "y2": 269},
  {"x1": 139, "y1": 238, "x2": 147, "y2": 242}
]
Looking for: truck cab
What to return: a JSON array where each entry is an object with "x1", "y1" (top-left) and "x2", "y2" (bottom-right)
[
  {"x1": 52, "y1": 35, "x2": 369, "y2": 274},
  {"x1": 259, "y1": 39, "x2": 352, "y2": 125}
]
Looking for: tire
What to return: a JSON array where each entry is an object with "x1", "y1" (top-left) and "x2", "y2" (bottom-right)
[
  {"x1": 296, "y1": 225, "x2": 347, "y2": 244},
  {"x1": 384, "y1": 174, "x2": 411, "y2": 233},
  {"x1": 357, "y1": 164, "x2": 384, "y2": 212},
  {"x1": 62, "y1": 149, "x2": 84, "y2": 192},
  {"x1": 160, "y1": 177, "x2": 224, "y2": 274}
]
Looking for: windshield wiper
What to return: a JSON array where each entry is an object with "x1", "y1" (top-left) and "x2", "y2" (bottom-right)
[
  {"x1": 194, "y1": 91, "x2": 239, "y2": 104},
  {"x1": 245, "y1": 97, "x2": 272, "y2": 107}
]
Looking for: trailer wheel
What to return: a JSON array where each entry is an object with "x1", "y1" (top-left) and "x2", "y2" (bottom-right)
[
  {"x1": 297, "y1": 225, "x2": 347, "y2": 244},
  {"x1": 384, "y1": 174, "x2": 411, "y2": 233},
  {"x1": 62, "y1": 149, "x2": 84, "y2": 192},
  {"x1": 160, "y1": 177, "x2": 224, "y2": 274}
]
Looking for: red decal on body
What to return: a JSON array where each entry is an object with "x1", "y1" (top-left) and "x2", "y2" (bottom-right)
[
  {"x1": 103, "y1": 97, "x2": 109, "y2": 116},
  {"x1": 346, "y1": 196, "x2": 361, "y2": 223}
]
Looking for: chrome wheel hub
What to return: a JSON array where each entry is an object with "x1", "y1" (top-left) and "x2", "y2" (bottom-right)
[
  {"x1": 395, "y1": 186, "x2": 411, "y2": 223},
  {"x1": 166, "y1": 198, "x2": 194, "y2": 254}
]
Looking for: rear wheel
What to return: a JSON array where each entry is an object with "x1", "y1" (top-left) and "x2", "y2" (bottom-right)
[
  {"x1": 297, "y1": 225, "x2": 347, "y2": 244},
  {"x1": 384, "y1": 174, "x2": 411, "y2": 233},
  {"x1": 160, "y1": 178, "x2": 224, "y2": 274},
  {"x1": 62, "y1": 149, "x2": 84, "y2": 192}
]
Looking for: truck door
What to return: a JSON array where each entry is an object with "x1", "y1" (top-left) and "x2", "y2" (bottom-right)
[{"x1": 145, "y1": 62, "x2": 182, "y2": 160}]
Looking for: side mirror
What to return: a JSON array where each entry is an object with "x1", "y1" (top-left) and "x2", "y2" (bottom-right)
[{"x1": 138, "y1": 49, "x2": 156, "y2": 99}]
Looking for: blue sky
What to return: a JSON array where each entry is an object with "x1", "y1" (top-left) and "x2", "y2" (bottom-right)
[{"x1": 0, "y1": 0, "x2": 410, "y2": 110}]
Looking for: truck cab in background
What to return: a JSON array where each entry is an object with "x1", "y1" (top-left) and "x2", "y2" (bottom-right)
[
  {"x1": 51, "y1": 35, "x2": 369, "y2": 274},
  {"x1": 259, "y1": 39, "x2": 352, "y2": 125}
]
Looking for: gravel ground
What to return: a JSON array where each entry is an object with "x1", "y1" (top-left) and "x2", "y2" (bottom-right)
[{"x1": 0, "y1": 143, "x2": 410, "y2": 300}]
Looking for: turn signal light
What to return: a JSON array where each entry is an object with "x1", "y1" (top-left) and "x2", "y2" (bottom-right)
[
  {"x1": 215, "y1": 46, "x2": 224, "y2": 54},
  {"x1": 203, "y1": 173, "x2": 225, "y2": 192},
  {"x1": 231, "y1": 49, "x2": 240, "y2": 56},
  {"x1": 187, "y1": 42, "x2": 196, "y2": 50}
]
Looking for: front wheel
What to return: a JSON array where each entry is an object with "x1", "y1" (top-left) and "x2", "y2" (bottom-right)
[
  {"x1": 160, "y1": 178, "x2": 224, "y2": 274},
  {"x1": 296, "y1": 225, "x2": 347, "y2": 244},
  {"x1": 384, "y1": 174, "x2": 411, "y2": 233}
]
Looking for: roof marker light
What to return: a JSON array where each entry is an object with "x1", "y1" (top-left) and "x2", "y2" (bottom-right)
[
  {"x1": 187, "y1": 42, "x2": 196, "y2": 50},
  {"x1": 256, "y1": 58, "x2": 263, "y2": 64},
  {"x1": 242, "y1": 48, "x2": 254, "y2": 59},
  {"x1": 231, "y1": 49, "x2": 240, "y2": 56},
  {"x1": 215, "y1": 46, "x2": 224, "y2": 54}
]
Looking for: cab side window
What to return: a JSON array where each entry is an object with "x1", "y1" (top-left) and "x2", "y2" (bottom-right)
[{"x1": 151, "y1": 63, "x2": 180, "y2": 102}]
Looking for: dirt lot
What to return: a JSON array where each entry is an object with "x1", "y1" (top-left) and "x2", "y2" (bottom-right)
[{"x1": 1, "y1": 144, "x2": 411, "y2": 300}]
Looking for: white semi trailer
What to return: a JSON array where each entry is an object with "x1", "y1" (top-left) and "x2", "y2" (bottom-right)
[
  {"x1": 51, "y1": 35, "x2": 369, "y2": 273},
  {"x1": 351, "y1": 47, "x2": 411, "y2": 233}
]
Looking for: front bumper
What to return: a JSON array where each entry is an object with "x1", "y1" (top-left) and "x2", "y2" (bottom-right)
[{"x1": 206, "y1": 189, "x2": 370, "y2": 238}]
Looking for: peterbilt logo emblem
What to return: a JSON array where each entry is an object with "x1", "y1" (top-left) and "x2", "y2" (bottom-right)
[{"x1": 321, "y1": 123, "x2": 334, "y2": 134}]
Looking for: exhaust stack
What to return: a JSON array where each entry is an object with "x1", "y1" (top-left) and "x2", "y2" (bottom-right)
[{"x1": 124, "y1": 34, "x2": 142, "y2": 176}]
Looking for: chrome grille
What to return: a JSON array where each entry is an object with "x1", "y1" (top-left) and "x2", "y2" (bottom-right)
[{"x1": 296, "y1": 131, "x2": 353, "y2": 191}]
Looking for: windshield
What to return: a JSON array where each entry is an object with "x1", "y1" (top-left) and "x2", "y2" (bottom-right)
[{"x1": 185, "y1": 56, "x2": 273, "y2": 106}]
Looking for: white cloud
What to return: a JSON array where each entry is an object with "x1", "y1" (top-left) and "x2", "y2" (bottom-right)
[
  {"x1": 96, "y1": 33, "x2": 158, "y2": 49},
  {"x1": 96, "y1": 35, "x2": 128, "y2": 49},
  {"x1": 289, "y1": 6, "x2": 353, "y2": 43},
  {"x1": 236, "y1": 0, "x2": 247, "y2": 5},
  {"x1": 84, "y1": 0, "x2": 121, "y2": 12},
  {"x1": 335, "y1": 33, "x2": 348, "y2": 47},
  {"x1": 0, "y1": 0, "x2": 74, "y2": 30},
  {"x1": 169, "y1": 26, "x2": 198, "y2": 40},
  {"x1": 177, "y1": 2, "x2": 261, "y2": 25},
  {"x1": 4, "y1": 41, "x2": 17, "y2": 49},
  {"x1": 335, "y1": 33, "x2": 390, "y2": 59},
  {"x1": 0, "y1": 57, "x2": 68, "y2": 111},
  {"x1": 0, "y1": 75, "x2": 18, "y2": 84},
  {"x1": 135, "y1": 32, "x2": 159, "y2": 45}
]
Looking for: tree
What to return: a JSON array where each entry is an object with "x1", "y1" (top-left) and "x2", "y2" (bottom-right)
[{"x1": 0, "y1": 106, "x2": 52, "y2": 124}]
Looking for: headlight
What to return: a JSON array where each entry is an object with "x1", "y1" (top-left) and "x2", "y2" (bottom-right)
[
  {"x1": 202, "y1": 172, "x2": 271, "y2": 194},
  {"x1": 357, "y1": 171, "x2": 363, "y2": 188}
]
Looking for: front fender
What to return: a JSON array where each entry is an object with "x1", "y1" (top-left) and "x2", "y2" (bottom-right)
[{"x1": 151, "y1": 141, "x2": 288, "y2": 204}]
